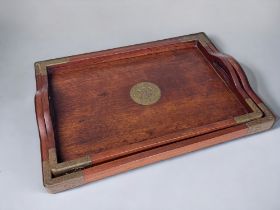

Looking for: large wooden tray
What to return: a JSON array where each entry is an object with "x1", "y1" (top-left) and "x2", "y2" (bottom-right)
[{"x1": 35, "y1": 32, "x2": 275, "y2": 193}]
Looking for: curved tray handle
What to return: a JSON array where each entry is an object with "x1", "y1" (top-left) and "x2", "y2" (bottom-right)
[
  {"x1": 197, "y1": 42, "x2": 262, "y2": 119},
  {"x1": 197, "y1": 40, "x2": 275, "y2": 133}
]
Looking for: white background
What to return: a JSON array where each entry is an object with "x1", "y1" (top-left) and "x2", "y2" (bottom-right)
[{"x1": 0, "y1": 0, "x2": 280, "y2": 209}]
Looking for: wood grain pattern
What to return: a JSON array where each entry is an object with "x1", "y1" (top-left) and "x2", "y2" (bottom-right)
[
  {"x1": 34, "y1": 32, "x2": 275, "y2": 193},
  {"x1": 49, "y1": 44, "x2": 249, "y2": 162}
]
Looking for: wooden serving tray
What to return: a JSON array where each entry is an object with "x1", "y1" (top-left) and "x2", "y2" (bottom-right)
[{"x1": 35, "y1": 32, "x2": 275, "y2": 193}]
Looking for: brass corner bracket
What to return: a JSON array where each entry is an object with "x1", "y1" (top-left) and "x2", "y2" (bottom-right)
[
  {"x1": 48, "y1": 148, "x2": 92, "y2": 177},
  {"x1": 246, "y1": 103, "x2": 276, "y2": 134},
  {"x1": 234, "y1": 98, "x2": 263, "y2": 124},
  {"x1": 42, "y1": 161, "x2": 85, "y2": 193},
  {"x1": 35, "y1": 58, "x2": 70, "y2": 76},
  {"x1": 178, "y1": 32, "x2": 210, "y2": 46},
  {"x1": 42, "y1": 148, "x2": 93, "y2": 193}
]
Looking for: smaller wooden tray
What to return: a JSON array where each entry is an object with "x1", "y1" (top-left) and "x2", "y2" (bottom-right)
[{"x1": 35, "y1": 32, "x2": 275, "y2": 193}]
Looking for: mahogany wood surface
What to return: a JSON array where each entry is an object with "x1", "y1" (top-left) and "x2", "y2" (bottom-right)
[
  {"x1": 34, "y1": 32, "x2": 275, "y2": 193},
  {"x1": 48, "y1": 42, "x2": 248, "y2": 162}
]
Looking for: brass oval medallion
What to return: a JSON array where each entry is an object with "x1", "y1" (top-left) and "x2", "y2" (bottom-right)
[{"x1": 130, "y1": 82, "x2": 161, "y2": 105}]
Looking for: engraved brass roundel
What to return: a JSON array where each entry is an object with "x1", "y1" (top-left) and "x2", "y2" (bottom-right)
[{"x1": 130, "y1": 82, "x2": 161, "y2": 106}]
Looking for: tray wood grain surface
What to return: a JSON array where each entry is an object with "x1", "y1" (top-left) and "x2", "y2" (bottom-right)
[{"x1": 35, "y1": 32, "x2": 275, "y2": 193}]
